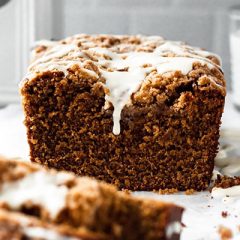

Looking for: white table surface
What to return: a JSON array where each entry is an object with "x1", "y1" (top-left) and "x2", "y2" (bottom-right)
[{"x1": 0, "y1": 93, "x2": 240, "y2": 240}]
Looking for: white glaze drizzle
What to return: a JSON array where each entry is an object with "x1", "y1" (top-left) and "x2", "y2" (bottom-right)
[
  {"x1": 22, "y1": 36, "x2": 223, "y2": 135},
  {"x1": 28, "y1": 44, "x2": 78, "y2": 70},
  {"x1": 101, "y1": 69, "x2": 146, "y2": 134},
  {"x1": 88, "y1": 44, "x2": 219, "y2": 134},
  {"x1": 25, "y1": 60, "x2": 98, "y2": 82},
  {"x1": 0, "y1": 171, "x2": 71, "y2": 219},
  {"x1": 24, "y1": 227, "x2": 78, "y2": 240}
]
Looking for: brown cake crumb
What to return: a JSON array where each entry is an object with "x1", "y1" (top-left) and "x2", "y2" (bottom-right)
[
  {"x1": 185, "y1": 189, "x2": 195, "y2": 195},
  {"x1": 181, "y1": 222, "x2": 186, "y2": 228},
  {"x1": 214, "y1": 175, "x2": 240, "y2": 189},
  {"x1": 218, "y1": 225, "x2": 233, "y2": 240},
  {"x1": 221, "y1": 211, "x2": 228, "y2": 218},
  {"x1": 158, "y1": 188, "x2": 179, "y2": 194}
]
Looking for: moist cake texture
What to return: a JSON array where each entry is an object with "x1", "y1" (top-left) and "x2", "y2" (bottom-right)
[
  {"x1": 0, "y1": 157, "x2": 184, "y2": 240},
  {"x1": 20, "y1": 34, "x2": 226, "y2": 191}
]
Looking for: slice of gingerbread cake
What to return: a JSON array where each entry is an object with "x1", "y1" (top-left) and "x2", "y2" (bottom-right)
[
  {"x1": 0, "y1": 157, "x2": 184, "y2": 240},
  {"x1": 20, "y1": 34, "x2": 226, "y2": 191},
  {"x1": 0, "y1": 209, "x2": 105, "y2": 240}
]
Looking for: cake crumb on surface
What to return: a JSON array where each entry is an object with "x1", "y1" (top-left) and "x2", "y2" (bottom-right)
[
  {"x1": 221, "y1": 211, "x2": 228, "y2": 218},
  {"x1": 213, "y1": 175, "x2": 240, "y2": 189},
  {"x1": 158, "y1": 188, "x2": 179, "y2": 194},
  {"x1": 185, "y1": 189, "x2": 195, "y2": 195}
]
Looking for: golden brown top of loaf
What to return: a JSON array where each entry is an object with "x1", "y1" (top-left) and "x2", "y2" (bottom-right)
[
  {"x1": 28, "y1": 34, "x2": 222, "y2": 70},
  {"x1": 24, "y1": 34, "x2": 225, "y2": 89},
  {"x1": 20, "y1": 34, "x2": 226, "y2": 135}
]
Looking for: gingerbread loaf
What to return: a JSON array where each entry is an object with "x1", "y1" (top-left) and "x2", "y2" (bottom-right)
[
  {"x1": 0, "y1": 157, "x2": 184, "y2": 240},
  {"x1": 20, "y1": 34, "x2": 226, "y2": 191}
]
